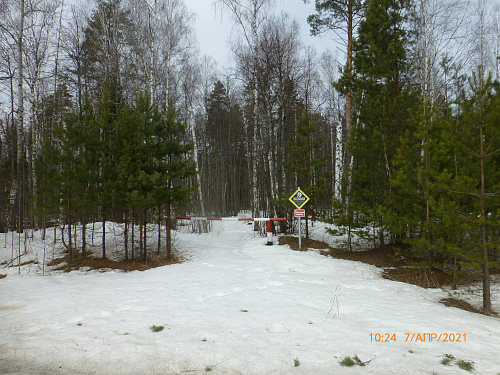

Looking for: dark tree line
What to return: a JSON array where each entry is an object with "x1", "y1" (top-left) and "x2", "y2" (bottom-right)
[
  {"x1": 0, "y1": 0, "x2": 197, "y2": 261},
  {"x1": 1, "y1": 0, "x2": 338, "y2": 262},
  {"x1": 36, "y1": 90, "x2": 195, "y2": 262}
]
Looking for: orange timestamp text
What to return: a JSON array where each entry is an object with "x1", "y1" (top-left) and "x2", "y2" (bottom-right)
[{"x1": 370, "y1": 333, "x2": 466, "y2": 343}]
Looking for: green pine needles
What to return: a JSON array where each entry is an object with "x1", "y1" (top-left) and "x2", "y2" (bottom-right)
[
  {"x1": 35, "y1": 91, "x2": 196, "y2": 262},
  {"x1": 329, "y1": 0, "x2": 500, "y2": 316}
]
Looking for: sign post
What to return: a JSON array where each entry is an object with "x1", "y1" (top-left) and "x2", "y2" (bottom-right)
[{"x1": 289, "y1": 188, "x2": 310, "y2": 249}]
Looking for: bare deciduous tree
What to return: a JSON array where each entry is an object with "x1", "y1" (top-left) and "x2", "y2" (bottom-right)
[
  {"x1": 413, "y1": 0, "x2": 472, "y2": 106},
  {"x1": 215, "y1": 0, "x2": 276, "y2": 217}
]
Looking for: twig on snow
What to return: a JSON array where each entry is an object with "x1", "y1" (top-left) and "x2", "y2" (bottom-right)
[
  {"x1": 71, "y1": 339, "x2": 88, "y2": 352},
  {"x1": 325, "y1": 285, "x2": 341, "y2": 320}
]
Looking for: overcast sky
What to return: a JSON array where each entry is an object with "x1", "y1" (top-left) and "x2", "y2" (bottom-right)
[{"x1": 183, "y1": 0, "x2": 336, "y2": 68}]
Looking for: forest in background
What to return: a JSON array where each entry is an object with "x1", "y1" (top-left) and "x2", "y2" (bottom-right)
[{"x1": 0, "y1": 0, "x2": 499, "y2": 314}]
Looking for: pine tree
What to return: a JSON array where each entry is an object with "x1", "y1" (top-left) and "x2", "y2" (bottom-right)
[
  {"x1": 36, "y1": 107, "x2": 87, "y2": 263},
  {"x1": 283, "y1": 111, "x2": 331, "y2": 204},
  {"x1": 34, "y1": 85, "x2": 74, "y2": 235},
  {"x1": 281, "y1": 111, "x2": 332, "y2": 236},
  {"x1": 35, "y1": 136, "x2": 62, "y2": 236},
  {"x1": 153, "y1": 101, "x2": 196, "y2": 259},
  {"x1": 81, "y1": 0, "x2": 133, "y2": 101},
  {"x1": 387, "y1": 101, "x2": 467, "y2": 284},
  {"x1": 204, "y1": 81, "x2": 247, "y2": 216},
  {"x1": 94, "y1": 89, "x2": 122, "y2": 259},
  {"x1": 387, "y1": 67, "x2": 500, "y2": 308},
  {"x1": 450, "y1": 68, "x2": 500, "y2": 315},
  {"x1": 341, "y1": 0, "x2": 415, "y2": 248},
  {"x1": 113, "y1": 95, "x2": 149, "y2": 261},
  {"x1": 307, "y1": 0, "x2": 369, "y2": 198}
]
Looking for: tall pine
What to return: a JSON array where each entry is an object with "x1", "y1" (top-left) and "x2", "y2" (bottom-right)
[
  {"x1": 155, "y1": 101, "x2": 196, "y2": 259},
  {"x1": 388, "y1": 101, "x2": 466, "y2": 285},
  {"x1": 340, "y1": 0, "x2": 415, "y2": 248},
  {"x1": 451, "y1": 69, "x2": 500, "y2": 315}
]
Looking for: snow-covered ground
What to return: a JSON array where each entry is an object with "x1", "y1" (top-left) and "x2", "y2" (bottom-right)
[{"x1": 1, "y1": 220, "x2": 499, "y2": 374}]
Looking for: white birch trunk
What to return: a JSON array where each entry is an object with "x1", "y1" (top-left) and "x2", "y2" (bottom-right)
[
  {"x1": 189, "y1": 105, "x2": 205, "y2": 216},
  {"x1": 149, "y1": 0, "x2": 157, "y2": 99},
  {"x1": 251, "y1": 0, "x2": 259, "y2": 216},
  {"x1": 165, "y1": 50, "x2": 171, "y2": 109},
  {"x1": 334, "y1": 119, "x2": 343, "y2": 200},
  {"x1": 16, "y1": 0, "x2": 25, "y2": 233}
]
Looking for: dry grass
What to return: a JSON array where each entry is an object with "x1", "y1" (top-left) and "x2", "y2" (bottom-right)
[
  {"x1": 383, "y1": 267, "x2": 445, "y2": 289},
  {"x1": 439, "y1": 298, "x2": 483, "y2": 314},
  {"x1": 48, "y1": 252, "x2": 182, "y2": 272}
]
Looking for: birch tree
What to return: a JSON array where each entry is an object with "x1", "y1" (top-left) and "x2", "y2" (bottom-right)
[
  {"x1": 468, "y1": 0, "x2": 500, "y2": 75},
  {"x1": 318, "y1": 51, "x2": 342, "y2": 199},
  {"x1": 215, "y1": 0, "x2": 275, "y2": 216},
  {"x1": 413, "y1": 0, "x2": 471, "y2": 107},
  {"x1": 256, "y1": 13, "x2": 302, "y2": 215},
  {"x1": 63, "y1": 5, "x2": 87, "y2": 113},
  {"x1": 178, "y1": 52, "x2": 206, "y2": 216},
  {"x1": 17, "y1": 0, "x2": 25, "y2": 234},
  {"x1": 23, "y1": 0, "x2": 61, "y2": 229},
  {"x1": 156, "y1": 0, "x2": 194, "y2": 108},
  {"x1": 126, "y1": 0, "x2": 158, "y2": 98}
]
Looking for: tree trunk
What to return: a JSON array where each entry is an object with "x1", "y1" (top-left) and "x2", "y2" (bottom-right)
[
  {"x1": 143, "y1": 215, "x2": 147, "y2": 261},
  {"x1": 102, "y1": 216, "x2": 106, "y2": 259},
  {"x1": 124, "y1": 210, "x2": 129, "y2": 261},
  {"x1": 148, "y1": 0, "x2": 157, "y2": 99},
  {"x1": 252, "y1": 4, "x2": 259, "y2": 220},
  {"x1": 139, "y1": 213, "x2": 143, "y2": 261},
  {"x1": 131, "y1": 211, "x2": 135, "y2": 261},
  {"x1": 166, "y1": 200, "x2": 172, "y2": 259},
  {"x1": 82, "y1": 215, "x2": 87, "y2": 256},
  {"x1": 157, "y1": 206, "x2": 161, "y2": 254},
  {"x1": 16, "y1": 0, "x2": 25, "y2": 235},
  {"x1": 189, "y1": 106, "x2": 204, "y2": 215},
  {"x1": 479, "y1": 123, "x2": 491, "y2": 315},
  {"x1": 67, "y1": 190, "x2": 72, "y2": 264},
  {"x1": 342, "y1": 0, "x2": 354, "y2": 208}
]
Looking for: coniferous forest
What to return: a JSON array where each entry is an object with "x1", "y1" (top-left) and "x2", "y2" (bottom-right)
[{"x1": 0, "y1": 0, "x2": 499, "y2": 314}]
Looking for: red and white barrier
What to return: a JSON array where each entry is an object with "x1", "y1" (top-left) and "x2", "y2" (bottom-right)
[{"x1": 175, "y1": 217, "x2": 286, "y2": 245}]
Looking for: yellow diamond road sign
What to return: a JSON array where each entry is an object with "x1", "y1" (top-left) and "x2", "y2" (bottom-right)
[{"x1": 289, "y1": 188, "x2": 310, "y2": 209}]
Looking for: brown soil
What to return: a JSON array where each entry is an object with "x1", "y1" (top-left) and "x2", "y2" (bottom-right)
[
  {"x1": 48, "y1": 252, "x2": 181, "y2": 272},
  {"x1": 279, "y1": 236, "x2": 331, "y2": 251},
  {"x1": 440, "y1": 298, "x2": 483, "y2": 314},
  {"x1": 323, "y1": 244, "x2": 408, "y2": 269},
  {"x1": 279, "y1": 236, "x2": 496, "y2": 316}
]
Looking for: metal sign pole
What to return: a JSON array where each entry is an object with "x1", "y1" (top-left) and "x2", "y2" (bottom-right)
[
  {"x1": 289, "y1": 187, "x2": 310, "y2": 251},
  {"x1": 298, "y1": 216, "x2": 302, "y2": 249}
]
